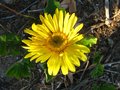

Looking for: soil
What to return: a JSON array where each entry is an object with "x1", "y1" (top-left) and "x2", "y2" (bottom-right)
[{"x1": 0, "y1": 0, "x2": 120, "y2": 90}]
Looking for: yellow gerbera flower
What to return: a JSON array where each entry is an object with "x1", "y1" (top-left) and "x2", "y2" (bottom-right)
[{"x1": 22, "y1": 8, "x2": 90, "y2": 76}]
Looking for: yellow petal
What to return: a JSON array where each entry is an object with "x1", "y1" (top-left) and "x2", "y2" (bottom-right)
[
  {"x1": 69, "y1": 54, "x2": 80, "y2": 67},
  {"x1": 79, "y1": 52, "x2": 87, "y2": 62},
  {"x1": 47, "y1": 56, "x2": 55, "y2": 75},
  {"x1": 71, "y1": 16, "x2": 77, "y2": 28},
  {"x1": 32, "y1": 24, "x2": 48, "y2": 38},
  {"x1": 24, "y1": 52, "x2": 36, "y2": 58},
  {"x1": 64, "y1": 53, "x2": 76, "y2": 72},
  {"x1": 61, "y1": 60, "x2": 68, "y2": 75},
  {"x1": 22, "y1": 46, "x2": 30, "y2": 49},
  {"x1": 35, "y1": 49, "x2": 51, "y2": 63},
  {"x1": 30, "y1": 54, "x2": 40, "y2": 61},
  {"x1": 40, "y1": 53, "x2": 51, "y2": 63},
  {"x1": 48, "y1": 66, "x2": 53, "y2": 75},
  {"x1": 59, "y1": 10, "x2": 63, "y2": 32},
  {"x1": 35, "y1": 54, "x2": 50, "y2": 63},
  {"x1": 44, "y1": 19, "x2": 55, "y2": 32},
  {"x1": 35, "y1": 56, "x2": 42, "y2": 63},
  {"x1": 63, "y1": 13, "x2": 70, "y2": 34},
  {"x1": 66, "y1": 47, "x2": 80, "y2": 67},
  {"x1": 76, "y1": 45, "x2": 90, "y2": 53},
  {"x1": 53, "y1": 14, "x2": 58, "y2": 31},
  {"x1": 44, "y1": 13, "x2": 48, "y2": 20},
  {"x1": 55, "y1": 8, "x2": 59, "y2": 20},
  {"x1": 44, "y1": 14, "x2": 53, "y2": 26},
  {"x1": 52, "y1": 56, "x2": 61, "y2": 76},
  {"x1": 72, "y1": 57, "x2": 80, "y2": 67},
  {"x1": 74, "y1": 23, "x2": 83, "y2": 33},
  {"x1": 74, "y1": 34, "x2": 84, "y2": 42},
  {"x1": 69, "y1": 34, "x2": 84, "y2": 44},
  {"x1": 28, "y1": 46, "x2": 40, "y2": 50},
  {"x1": 67, "y1": 45, "x2": 88, "y2": 62},
  {"x1": 38, "y1": 24, "x2": 50, "y2": 34},
  {"x1": 24, "y1": 29, "x2": 39, "y2": 37},
  {"x1": 39, "y1": 15, "x2": 45, "y2": 23},
  {"x1": 67, "y1": 29, "x2": 77, "y2": 40},
  {"x1": 67, "y1": 13, "x2": 75, "y2": 31},
  {"x1": 22, "y1": 40, "x2": 31, "y2": 46},
  {"x1": 32, "y1": 23, "x2": 37, "y2": 31}
]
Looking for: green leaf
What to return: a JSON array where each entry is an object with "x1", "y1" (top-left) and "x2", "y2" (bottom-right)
[
  {"x1": 45, "y1": 0, "x2": 60, "y2": 14},
  {"x1": 39, "y1": 63, "x2": 53, "y2": 83},
  {"x1": 0, "y1": 34, "x2": 6, "y2": 42},
  {"x1": 78, "y1": 35, "x2": 97, "y2": 47},
  {"x1": 0, "y1": 33, "x2": 22, "y2": 56},
  {"x1": 6, "y1": 59, "x2": 33, "y2": 79},
  {"x1": 90, "y1": 64, "x2": 104, "y2": 78},
  {"x1": 93, "y1": 51, "x2": 102, "y2": 64},
  {"x1": 92, "y1": 83, "x2": 116, "y2": 90},
  {"x1": 40, "y1": 63, "x2": 47, "y2": 70},
  {"x1": 100, "y1": 83, "x2": 116, "y2": 90},
  {"x1": 92, "y1": 83, "x2": 100, "y2": 90},
  {"x1": 38, "y1": 63, "x2": 53, "y2": 83}
]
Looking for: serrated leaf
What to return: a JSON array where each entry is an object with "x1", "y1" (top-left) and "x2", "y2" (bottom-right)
[
  {"x1": 0, "y1": 33, "x2": 21, "y2": 56},
  {"x1": 6, "y1": 59, "x2": 32, "y2": 79},
  {"x1": 44, "y1": 0, "x2": 60, "y2": 14},
  {"x1": 78, "y1": 36, "x2": 97, "y2": 47},
  {"x1": 90, "y1": 64, "x2": 104, "y2": 78}
]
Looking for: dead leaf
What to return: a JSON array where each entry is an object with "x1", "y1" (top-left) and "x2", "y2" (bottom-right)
[{"x1": 61, "y1": 0, "x2": 76, "y2": 13}]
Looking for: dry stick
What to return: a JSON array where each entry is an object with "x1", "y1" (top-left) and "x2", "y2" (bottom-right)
[
  {"x1": 104, "y1": 61, "x2": 120, "y2": 66},
  {"x1": 0, "y1": 24, "x2": 12, "y2": 33},
  {"x1": 28, "y1": 8, "x2": 44, "y2": 13},
  {"x1": 104, "y1": 69, "x2": 120, "y2": 74},
  {"x1": 100, "y1": 78, "x2": 116, "y2": 85},
  {"x1": 17, "y1": 20, "x2": 30, "y2": 35},
  {"x1": 79, "y1": 61, "x2": 89, "y2": 82},
  {"x1": 0, "y1": 2, "x2": 37, "y2": 19},
  {"x1": 0, "y1": 3, "x2": 21, "y2": 15},
  {"x1": 105, "y1": 0, "x2": 111, "y2": 25},
  {"x1": 112, "y1": 9, "x2": 120, "y2": 19}
]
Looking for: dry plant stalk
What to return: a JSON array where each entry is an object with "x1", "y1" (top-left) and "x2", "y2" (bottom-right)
[{"x1": 105, "y1": 0, "x2": 111, "y2": 26}]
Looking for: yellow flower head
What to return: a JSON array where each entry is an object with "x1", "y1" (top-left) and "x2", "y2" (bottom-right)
[{"x1": 22, "y1": 9, "x2": 90, "y2": 76}]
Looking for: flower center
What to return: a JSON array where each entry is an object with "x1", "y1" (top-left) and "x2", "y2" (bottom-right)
[
  {"x1": 50, "y1": 35, "x2": 64, "y2": 47},
  {"x1": 46, "y1": 32, "x2": 68, "y2": 52}
]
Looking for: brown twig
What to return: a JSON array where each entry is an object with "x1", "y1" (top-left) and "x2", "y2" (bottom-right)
[
  {"x1": 0, "y1": 24, "x2": 12, "y2": 33},
  {"x1": 0, "y1": 2, "x2": 36, "y2": 19}
]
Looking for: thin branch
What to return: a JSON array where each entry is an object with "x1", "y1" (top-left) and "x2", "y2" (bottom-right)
[
  {"x1": 104, "y1": 61, "x2": 120, "y2": 66},
  {"x1": 27, "y1": 8, "x2": 44, "y2": 13},
  {"x1": 0, "y1": 1, "x2": 39, "y2": 20},
  {"x1": 79, "y1": 61, "x2": 89, "y2": 81}
]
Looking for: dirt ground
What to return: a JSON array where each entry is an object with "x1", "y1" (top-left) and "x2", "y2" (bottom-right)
[{"x1": 0, "y1": 0, "x2": 120, "y2": 90}]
